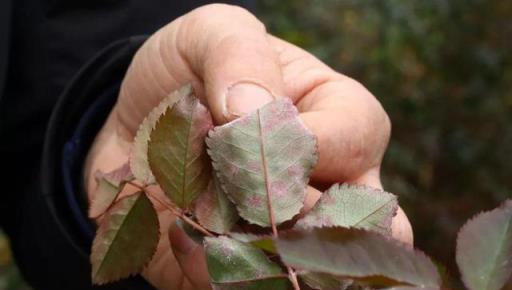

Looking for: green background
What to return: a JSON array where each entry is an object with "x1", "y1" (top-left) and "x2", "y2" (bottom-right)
[{"x1": 1, "y1": 1, "x2": 511, "y2": 288}]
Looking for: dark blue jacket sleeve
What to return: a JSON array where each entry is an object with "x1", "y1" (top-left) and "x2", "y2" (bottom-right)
[{"x1": 42, "y1": 36, "x2": 155, "y2": 290}]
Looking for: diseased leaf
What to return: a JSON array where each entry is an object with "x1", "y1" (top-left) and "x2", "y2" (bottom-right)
[
  {"x1": 195, "y1": 176, "x2": 239, "y2": 234},
  {"x1": 276, "y1": 227, "x2": 440, "y2": 289},
  {"x1": 206, "y1": 98, "x2": 318, "y2": 227},
  {"x1": 89, "y1": 162, "x2": 134, "y2": 218},
  {"x1": 296, "y1": 183, "x2": 398, "y2": 235},
  {"x1": 204, "y1": 236, "x2": 289, "y2": 290},
  {"x1": 131, "y1": 84, "x2": 192, "y2": 184},
  {"x1": 148, "y1": 89, "x2": 212, "y2": 208},
  {"x1": 299, "y1": 272, "x2": 351, "y2": 290},
  {"x1": 91, "y1": 192, "x2": 159, "y2": 284},
  {"x1": 456, "y1": 200, "x2": 512, "y2": 290}
]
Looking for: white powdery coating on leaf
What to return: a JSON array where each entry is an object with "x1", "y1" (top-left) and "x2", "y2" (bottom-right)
[
  {"x1": 195, "y1": 176, "x2": 239, "y2": 234},
  {"x1": 206, "y1": 98, "x2": 318, "y2": 227},
  {"x1": 130, "y1": 84, "x2": 192, "y2": 184},
  {"x1": 204, "y1": 236, "x2": 288, "y2": 290},
  {"x1": 296, "y1": 183, "x2": 398, "y2": 235}
]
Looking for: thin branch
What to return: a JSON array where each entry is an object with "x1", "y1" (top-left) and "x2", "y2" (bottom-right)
[
  {"x1": 127, "y1": 181, "x2": 214, "y2": 237},
  {"x1": 287, "y1": 267, "x2": 301, "y2": 290}
]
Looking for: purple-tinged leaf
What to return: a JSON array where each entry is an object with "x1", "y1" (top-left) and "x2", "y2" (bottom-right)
[
  {"x1": 91, "y1": 192, "x2": 159, "y2": 284},
  {"x1": 204, "y1": 236, "x2": 289, "y2": 290},
  {"x1": 89, "y1": 162, "x2": 134, "y2": 218},
  {"x1": 131, "y1": 85, "x2": 192, "y2": 185},
  {"x1": 206, "y1": 98, "x2": 318, "y2": 227},
  {"x1": 296, "y1": 183, "x2": 397, "y2": 235},
  {"x1": 456, "y1": 200, "x2": 512, "y2": 290},
  {"x1": 148, "y1": 89, "x2": 212, "y2": 209},
  {"x1": 276, "y1": 227, "x2": 440, "y2": 289},
  {"x1": 195, "y1": 176, "x2": 238, "y2": 234}
]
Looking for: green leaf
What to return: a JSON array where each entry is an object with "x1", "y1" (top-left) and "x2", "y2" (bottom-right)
[
  {"x1": 229, "y1": 233, "x2": 276, "y2": 253},
  {"x1": 195, "y1": 176, "x2": 239, "y2": 234},
  {"x1": 91, "y1": 192, "x2": 159, "y2": 284},
  {"x1": 299, "y1": 272, "x2": 351, "y2": 290},
  {"x1": 456, "y1": 200, "x2": 512, "y2": 290},
  {"x1": 296, "y1": 183, "x2": 397, "y2": 235},
  {"x1": 206, "y1": 98, "x2": 318, "y2": 227},
  {"x1": 276, "y1": 227, "x2": 440, "y2": 289},
  {"x1": 148, "y1": 89, "x2": 212, "y2": 208},
  {"x1": 204, "y1": 236, "x2": 289, "y2": 290},
  {"x1": 130, "y1": 84, "x2": 191, "y2": 185},
  {"x1": 89, "y1": 162, "x2": 134, "y2": 218}
]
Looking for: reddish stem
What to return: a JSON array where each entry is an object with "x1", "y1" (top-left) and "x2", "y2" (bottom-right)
[
  {"x1": 287, "y1": 267, "x2": 301, "y2": 290},
  {"x1": 127, "y1": 181, "x2": 214, "y2": 237},
  {"x1": 256, "y1": 112, "x2": 301, "y2": 290}
]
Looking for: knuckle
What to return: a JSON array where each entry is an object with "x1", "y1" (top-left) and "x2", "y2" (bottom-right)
[
  {"x1": 342, "y1": 76, "x2": 392, "y2": 163},
  {"x1": 345, "y1": 77, "x2": 391, "y2": 141}
]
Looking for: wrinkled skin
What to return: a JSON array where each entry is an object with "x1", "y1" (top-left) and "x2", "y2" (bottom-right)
[{"x1": 85, "y1": 4, "x2": 413, "y2": 290}]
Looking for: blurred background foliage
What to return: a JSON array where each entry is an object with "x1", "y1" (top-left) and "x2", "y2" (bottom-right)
[
  {"x1": 257, "y1": 0, "x2": 512, "y2": 280},
  {"x1": 1, "y1": 0, "x2": 511, "y2": 289}
]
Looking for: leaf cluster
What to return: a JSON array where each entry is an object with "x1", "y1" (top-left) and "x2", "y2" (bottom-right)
[{"x1": 89, "y1": 85, "x2": 512, "y2": 290}]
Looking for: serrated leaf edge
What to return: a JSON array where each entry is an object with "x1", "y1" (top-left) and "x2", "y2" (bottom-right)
[
  {"x1": 130, "y1": 84, "x2": 193, "y2": 184},
  {"x1": 276, "y1": 226, "x2": 441, "y2": 288},
  {"x1": 456, "y1": 201, "x2": 512, "y2": 290},
  {"x1": 91, "y1": 192, "x2": 160, "y2": 285},
  {"x1": 296, "y1": 183, "x2": 398, "y2": 233}
]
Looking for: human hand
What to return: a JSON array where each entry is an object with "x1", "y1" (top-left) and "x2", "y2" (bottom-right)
[{"x1": 85, "y1": 4, "x2": 412, "y2": 290}]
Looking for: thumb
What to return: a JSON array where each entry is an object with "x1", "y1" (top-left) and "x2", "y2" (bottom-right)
[
  {"x1": 168, "y1": 222, "x2": 211, "y2": 290},
  {"x1": 116, "y1": 4, "x2": 285, "y2": 136},
  {"x1": 172, "y1": 4, "x2": 285, "y2": 124}
]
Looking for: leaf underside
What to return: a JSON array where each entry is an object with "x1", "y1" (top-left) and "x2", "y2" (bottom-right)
[
  {"x1": 204, "y1": 236, "x2": 289, "y2": 290},
  {"x1": 91, "y1": 192, "x2": 160, "y2": 284},
  {"x1": 195, "y1": 176, "x2": 239, "y2": 234},
  {"x1": 276, "y1": 227, "x2": 440, "y2": 289},
  {"x1": 206, "y1": 98, "x2": 318, "y2": 227},
  {"x1": 131, "y1": 84, "x2": 192, "y2": 185},
  {"x1": 89, "y1": 162, "x2": 134, "y2": 218},
  {"x1": 296, "y1": 183, "x2": 398, "y2": 235},
  {"x1": 148, "y1": 89, "x2": 212, "y2": 208},
  {"x1": 456, "y1": 200, "x2": 512, "y2": 290}
]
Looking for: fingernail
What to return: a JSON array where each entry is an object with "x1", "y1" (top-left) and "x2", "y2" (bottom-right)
[
  {"x1": 225, "y1": 82, "x2": 275, "y2": 119},
  {"x1": 169, "y1": 222, "x2": 197, "y2": 255}
]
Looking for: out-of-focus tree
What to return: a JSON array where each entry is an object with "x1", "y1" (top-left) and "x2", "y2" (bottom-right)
[{"x1": 257, "y1": 0, "x2": 512, "y2": 275}]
